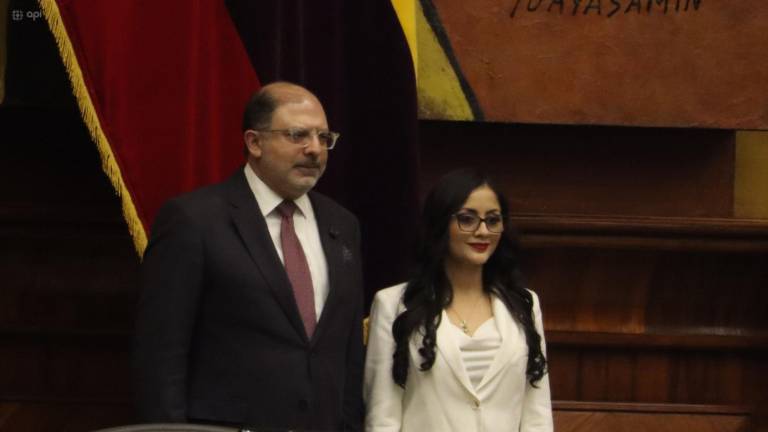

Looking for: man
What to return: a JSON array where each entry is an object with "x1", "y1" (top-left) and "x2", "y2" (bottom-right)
[{"x1": 134, "y1": 82, "x2": 364, "y2": 431}]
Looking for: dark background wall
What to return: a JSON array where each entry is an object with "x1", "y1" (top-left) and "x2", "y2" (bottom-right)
[
  {"x1": 0, "y1": 103, "x2": 138, "y2": 428},
  {"x1": 1, "y1": 9, "x2": 137, "y2": 429}
]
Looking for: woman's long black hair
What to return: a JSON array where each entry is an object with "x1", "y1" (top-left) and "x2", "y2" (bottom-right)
[{"x1": 391, "y1": 168, "x2": 547, "y2": 388}]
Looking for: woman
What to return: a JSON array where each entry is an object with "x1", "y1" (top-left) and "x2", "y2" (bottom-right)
[{"x1": 364, "y1": 169, "x2": 553, "y2": 432}]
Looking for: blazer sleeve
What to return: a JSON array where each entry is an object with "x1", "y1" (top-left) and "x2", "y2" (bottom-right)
[
  {"x1": 519, "y1": 290, "x2": 554, "y2": 432},
  {"x1": 133, "y1": 199, "x2": 204, "y2": 422},
  {"x1": 364, "y1": 287, "x2": 405, "y2": 432}
]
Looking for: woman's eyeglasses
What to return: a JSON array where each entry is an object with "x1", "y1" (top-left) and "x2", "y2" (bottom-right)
[{"x1": 453, "y1": 212, "x2": 504, "y2": 233}]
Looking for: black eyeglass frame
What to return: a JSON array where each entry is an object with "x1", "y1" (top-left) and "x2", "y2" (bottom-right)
[
  {"x1": 255, "y1": 127, "x2": 340, "y2": 149},
  {"x1": 452, "y1": 212, "x2": 505, "y2": 233}
]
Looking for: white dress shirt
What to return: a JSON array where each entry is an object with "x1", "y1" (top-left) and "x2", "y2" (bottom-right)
[{"x1": 244, "y1": 164, "x2": 329, "y2": 318}]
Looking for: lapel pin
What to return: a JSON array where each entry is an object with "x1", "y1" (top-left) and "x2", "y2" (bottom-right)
[{"x1": 342, "y1": 245, "x2": 353, "y2": 262}]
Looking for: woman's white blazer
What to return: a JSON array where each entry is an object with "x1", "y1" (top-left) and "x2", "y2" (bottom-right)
[{"x1": 364, "y1": 283, "x2": 553, "y2": 432}]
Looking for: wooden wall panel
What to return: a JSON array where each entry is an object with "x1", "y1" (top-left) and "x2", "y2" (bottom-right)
[
  {"x1": 1, "y1": 102, "x2": 138, "y2": 431},
  {"x1": 419, "y1": 120, "x2": 735, "y2": 218},
  {"x1": 633, "y1": 353, "x2": 673, "y2": 402},
  {"x1": 0, "y1": 229, "x2": 137, "y2": 333},
  {"x1": 0, "y1": 334, "x2": 131, "y2": 402},
  {"x1": 554, "y1": 408, "x2": 750, "y2": 432},
  {"x1": 546, "y1": 348, "x2": 760, "y2": 406},
  {"x1": 0, "y1": 402, "x2": 132, "y2": 432},
  {"x1": 523, "y1": 248, "x2": 768, "y2": 336}
]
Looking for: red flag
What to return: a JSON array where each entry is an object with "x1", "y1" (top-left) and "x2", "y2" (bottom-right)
[{"x1": 41, "y1": 0, "x2": 260, "y2": 253}]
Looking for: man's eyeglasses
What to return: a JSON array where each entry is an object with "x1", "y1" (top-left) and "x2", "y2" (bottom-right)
[
  {"x1": 257, "y1": 128, "x2": 340, "y2": 150},
  {"x1": 453, "y1": 212, "x2": 504, "y2": 233}
]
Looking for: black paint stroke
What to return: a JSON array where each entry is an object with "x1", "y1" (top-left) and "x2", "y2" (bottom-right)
[
  {"x1": 572, "y1": 0, "x2": 582, "y2": 15},
  {"x1": 584, "y1": 0, "x2": 602, "y2": 15},
  {"x1": 420, "y1": 0, "x2": 484, "y2": 121},
  {"x1": 548, "y1": 0, "x2": 565, "y2": 13},
  {"x1": 608, "y1": 0, "x2": 622, "y2": 17}
]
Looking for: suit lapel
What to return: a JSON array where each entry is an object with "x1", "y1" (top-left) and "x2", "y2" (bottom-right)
[
  {"x1": 436, "y1": 310, "x2": 479, "y2": 399},
  {"x1": 309, "y1": 192, "x2": 344, "y2": 346},
  {"x1": 225, "y1": 170, "x2": 308, "y2": 342}
]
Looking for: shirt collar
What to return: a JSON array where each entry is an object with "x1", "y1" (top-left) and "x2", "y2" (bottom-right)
[{"x1": 244, "y1": 164, "x2": 312, "y2": 218}]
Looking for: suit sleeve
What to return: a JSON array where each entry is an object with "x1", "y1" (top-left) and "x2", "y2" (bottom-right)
[
  {"x1": 343, "y1": 219, "x2": 366, "y2": 431},
  {"x1": 520, "y1": 291, "x2": 554, "y2": 432},
  {"x1": 364, "y1": 289, "x2": 405, "y2": 432},
  {"x1": 133, "y1": 199, "x2": 204, "y2": 422}
]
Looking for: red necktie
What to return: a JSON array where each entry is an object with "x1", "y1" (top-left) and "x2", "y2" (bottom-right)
[{"x1": 277, "y1": 201, "x2": 317, "y2": 337}]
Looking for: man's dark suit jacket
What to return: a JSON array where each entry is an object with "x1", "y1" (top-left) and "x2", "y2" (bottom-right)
[{"x1": 133, "y1": 168, "x2": 364, "y2": 431}]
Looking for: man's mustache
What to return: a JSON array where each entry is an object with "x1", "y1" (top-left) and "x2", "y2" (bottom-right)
[{"x1": 295, "y1": 161, "x2": 322, "y2": 169}]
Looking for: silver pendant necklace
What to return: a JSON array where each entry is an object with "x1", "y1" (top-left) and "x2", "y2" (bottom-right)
[{"x1": 449, "y1": 294, "x2": 486, "y2": 334}]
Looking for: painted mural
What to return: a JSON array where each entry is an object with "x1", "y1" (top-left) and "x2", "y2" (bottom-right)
[{"x1": 411, "y1": 0, "x2": 768, "y2": 129}]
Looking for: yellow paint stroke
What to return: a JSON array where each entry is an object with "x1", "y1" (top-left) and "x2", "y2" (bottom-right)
[
  {"x1": 391, "y1": 0, "x2": 417, "y2": 78},
  {"x1": 734, "y1": 131, "x2": 768, "y2": 219},
  {"x1": 415, "y1": 0, "x2": 473, "y2": 121}
]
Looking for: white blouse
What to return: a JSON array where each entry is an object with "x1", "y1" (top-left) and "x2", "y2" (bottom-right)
[{"x1": 450, "y1": 318, "x2": 502, "y2": 390}]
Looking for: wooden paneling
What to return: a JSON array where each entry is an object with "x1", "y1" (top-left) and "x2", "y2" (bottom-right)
[
  {"x1": 0, "y1": 218, "x2": 137, "y2": 333},
  {"x1": 546, "y1": 348, "x2": 765, "y2": 405},
  {"x1": 553, "y1": 402, "x2": 751, "y2": 432},
  {"x1": 515, "y1": 215, "x2": 768, "y2": 252},
  {"x1": 524, "y1": 248, "x2": 768, "y2": 335},
  {"x1": 0, "y1": 402, "x2": 132, "y2": 432},
  {"x1": 419, "y1": 120, "x2": 735, "y2": 218},
  {"x1": 0, "y1": 332, "x2": 131, "y2": 402},
  {"x1": 2, "y1": 12, "x2": 139, "y2": 429},
  {"x1": 1, "y1": 101, "x2": 138, "y2": 431}
]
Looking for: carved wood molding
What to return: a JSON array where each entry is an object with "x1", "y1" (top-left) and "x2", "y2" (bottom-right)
[
  {"x1": 546, "y1": 330, "x2": 768, "y2": 351},
  {"x1": 0, "y1": 328, "x2": 131, "y2": 341},
  {"x1": 553, "y1": 401, "x2": 751, "y2": 415},
  {"x1": 0, "y1": 398, "x2": 130, "y2": 405},
  {"x1": 0, "y1": 205, "x2": 132, "y2": 240},
  {"x1": 513, "y1": 214, "x2": 768, "y2": 251},
  {"x1": 0, "y1": 204, "x2": 125, "y2": 225}
]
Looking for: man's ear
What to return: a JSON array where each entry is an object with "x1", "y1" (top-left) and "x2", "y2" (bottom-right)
[{"x1": 244, "y1": 129, "x2": 262, "y2": 158}]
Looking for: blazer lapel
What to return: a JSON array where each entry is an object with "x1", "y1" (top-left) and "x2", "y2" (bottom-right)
[
  {"x1": 436, "y1": 310, "x2": 479, "y2": 399},
  {"x1": 476, "y1": 296, "x2": 521, "y2": 392},
  {"x1": 225, "y1": 170, "x2": 308, "y2": 342},
  {"x1": 308, "y1": 193, "x2": 344, "y2": 346}
]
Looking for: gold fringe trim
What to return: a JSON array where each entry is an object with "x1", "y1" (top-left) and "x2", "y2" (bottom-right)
[{"x1": 39, "y1": 0, "x2": 148, "y2": 257}]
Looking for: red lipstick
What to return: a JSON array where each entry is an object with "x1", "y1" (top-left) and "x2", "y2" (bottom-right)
[{"x1": 469, "y1": 243, "x2": 489, "y2": 252}]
